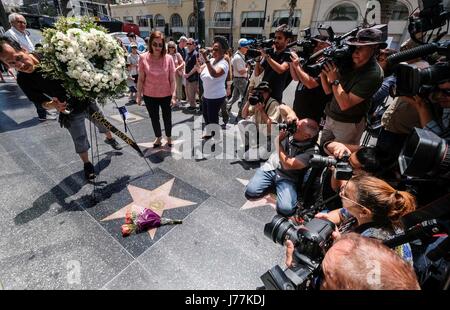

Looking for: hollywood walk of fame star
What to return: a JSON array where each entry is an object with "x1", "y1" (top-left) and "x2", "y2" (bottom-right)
[
  {"x1": 101, "y1": 178, "x2": 196, "y2": 238},
  {"x1": 138, "y1": 139, "x2": 184, "y2": 157},
  {"x1": 236, "y1": 178, "x2": 276, "y2": 211}
]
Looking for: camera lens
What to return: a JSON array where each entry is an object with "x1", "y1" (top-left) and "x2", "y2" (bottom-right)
[{"x1": 264, "y1": 215, "x2": 299, "y2": 245}]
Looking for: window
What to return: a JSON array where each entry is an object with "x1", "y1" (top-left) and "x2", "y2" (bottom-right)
[
  {"x1": 272, "y1": 10, "x2": 301, "y2": 27},
  {"x1": 168, "y1": 0, "x2": 182, "y2": 5},
  {"x1": 214, "y1": 12, "x2": 231, "y2": 27},
  {"x1": 155, "y1": 14, "x2": 165, "y2": 27},
  {"x1": 123, "y1": 16, "x2": 133, "y2": 23},
  {"x1": 240, "y1": 33, "x2": 263, "y2": 40},
  {"x1": 327, "y1": 4, "x2": 359, "y2": 21},
  {"x1": 188, "y1": 13, "x2": 196, "y2": 27},
  {"x1": 215, "y1": 12, "x2": 231, "y2": 22},
  {"x1": 391, "y1": 1, "x2": 409, "y2": 21},
  {"x1": 241, "y1": 11, "x2": 264, "y2": 28},
  {"x1": 137, "y1": 16, "x2": 149, "y2": 27},
  {"x1": 170, "y1": 14, "x2": 183, "y2": 27}
]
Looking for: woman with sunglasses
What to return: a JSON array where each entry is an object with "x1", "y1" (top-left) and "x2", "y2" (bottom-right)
[
  {"x1": 316, "y1": 174, "x2": 417, "y2": 262},
  {"x1": 167, "y1": 41, "x2": 185, "y2": 108},
  {"x1": 137, "y1": 31, "x2": 176, "y2": 147},
  {"x1": 197, "y1": 36, "x2": 229, "y2": 139}
]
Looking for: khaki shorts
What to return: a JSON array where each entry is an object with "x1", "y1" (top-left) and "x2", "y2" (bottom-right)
[{"x1": 320, "y1": 116, "x2": 366, "y2": 146}]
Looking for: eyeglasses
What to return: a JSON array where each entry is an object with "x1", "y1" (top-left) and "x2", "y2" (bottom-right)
[
  {"x1": 16, "y1": 21, "x2": 26, "y2": 25},
  {"x1": 168, "y1": 46, "x2": 176, "y2": 49},
  {"x1": 212, "y1": 47, "x2": 219, "y2": 52},
  {"x1": 152, "y1": 43, "x2": 164, "y2": 48},
  {"x1": 186, "y1": 43, "x2": 193, "y2": 45},
  {"x1": 339, "y1": 183, "x2": 368, "y2": 210}
]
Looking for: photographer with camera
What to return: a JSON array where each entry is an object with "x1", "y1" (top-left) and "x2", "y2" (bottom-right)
[
  {"x1": 290, "y1": 36, "x2": 332, "y2": 124},
  {"x1": 245, "y1": 105, "x2": 319, "y2": 217},
  {"x1": 314, "y1": 174, "x2": 416, "y2": 262},
  {"x1": 238, "y1": 81, "x2": 280, "y2": 161},
  {"x1": 254, "y1": 24, "x2": 292, "y2": 103},
  {"x1": 401, "y1": 81, "x2": 450, "y2": 137},
  {"x1": 284, "y1": 233, "x2": 420, "y2": 290},
  {"x1": 320, "y1": 28, "x2": 385, "y2": 145}
]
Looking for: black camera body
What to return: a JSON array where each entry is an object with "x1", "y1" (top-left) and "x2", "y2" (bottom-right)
[
  {"x1": 304, "y1": 44, "x2": 355, "y2": 77},
  {"x1": 261, "y1": 216, "x2": 336, "y2": 290},
  {"x1": 246, "y1": 39, "x2": 275, "y2": 59},
  {"x1": 248, "y1": 90, "x2": 264, "y2": 106},
  {"x1": 309, "y1": 154, "x2": 354, "y2": 180},
  {"x1": 408, "y1": 0, "x2": 450, "y2": 39},
  {"x1": 278, "y1": 121, "x2": 298, "y2": 135}
]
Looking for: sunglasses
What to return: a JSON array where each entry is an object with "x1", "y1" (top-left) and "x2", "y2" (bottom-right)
[
  {"x1": 152, "y1": 43, "x2": 164, "y2": 48},
  {"x1": 438, "y1": 88, "x2": 450, "y2": 96},
  {"x1": 168, "y1": 46, "x2": 176, "y2": 49},
  {"x1": 186, "y1": 43, "x2": 193, "y2": 45}
]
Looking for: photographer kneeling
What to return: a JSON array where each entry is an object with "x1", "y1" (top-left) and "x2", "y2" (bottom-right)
[
  {"x1": 245, "y1": 105, "x2": 319, "y2": 217},
  {"x1": 320, "y1": 28, "x2": 385, "y2": 145},
  {"x1": 238, "y1": 81, "x2": 280, "y2": 161},
  {"x1": 315, "y1": 174, "x2": 416, "y2": 263}
]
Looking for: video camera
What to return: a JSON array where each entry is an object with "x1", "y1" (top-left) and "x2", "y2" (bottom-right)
[
  {"x1": 408, "y1": 0, "x2": 450, "y2": 44},
  {"x1": 302, "y1": 25, "x2": 360, "y2": 77},
  {"x1": 309, "y1": 154, "x2": 354, "y2": 180},
  {"x1": 246, "y1": 38, "x2": 276, "y2": 59},
  {"x1": 387, "y1": 0, "x2": 450, "y2": 97},
  {"x1": 260, "y1": 215, "x2": 335, "y2": 290},
  {"x1": 399, "y1": 127, "x2": 450, "y2": 178}
]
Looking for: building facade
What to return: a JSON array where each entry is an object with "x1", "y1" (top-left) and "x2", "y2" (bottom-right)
[
  {"x1": 110, "y1": 0, "x2": 449, "y2": 49},
  {"x1": 110, "y1": 0, "x2": 316, "y2": 47}
]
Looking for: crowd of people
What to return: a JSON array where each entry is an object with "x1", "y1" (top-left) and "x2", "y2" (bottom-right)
[{"x1": 1, "y1": 12, "x2": 449, "y2": 290}]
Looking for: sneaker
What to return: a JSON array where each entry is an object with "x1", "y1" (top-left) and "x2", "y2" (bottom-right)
[
  {"x1": 105, "y1": 138, "x2": 122, "y2": 150},
  {"x1": 83, "y1": 162, "x2": 96, "y2": 180},
  {"x1": 38, "y1": 114, "x2": 57, "y2": 121}
]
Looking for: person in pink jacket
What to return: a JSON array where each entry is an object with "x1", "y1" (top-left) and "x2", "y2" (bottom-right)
[{"x1": 137, "y1": 31, "x2": 176, "y2": 147}]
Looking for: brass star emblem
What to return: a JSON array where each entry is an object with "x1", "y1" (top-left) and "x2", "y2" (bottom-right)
[
  {"x1": 237, "y1": 178, "x2": 276, "y2": 210},
  {"x1": 101, "y1": 178, "x2": 196, "y2": 238}
]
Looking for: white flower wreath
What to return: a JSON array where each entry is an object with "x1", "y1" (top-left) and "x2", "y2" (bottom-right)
[{"x1": 39, "y1": 18, "x2": 127, "y2": 104}]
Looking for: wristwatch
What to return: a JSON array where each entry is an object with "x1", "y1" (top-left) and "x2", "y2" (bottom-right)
[{"x1": 332, "y1": 79, "x2": 340, "y2": 86}]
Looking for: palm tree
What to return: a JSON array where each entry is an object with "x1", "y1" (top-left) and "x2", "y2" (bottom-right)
[{"x1": 288, "y1": 0, "x2": 297, "y2": 28}]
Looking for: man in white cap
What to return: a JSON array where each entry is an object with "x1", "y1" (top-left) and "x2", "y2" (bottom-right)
[{"x1": 227, "y1": 38, "x2": 249, "y2": 118}]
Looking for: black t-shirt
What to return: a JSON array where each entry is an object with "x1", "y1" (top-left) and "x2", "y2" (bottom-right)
[
  {"x1": 17, "y1": 68, "x2": 89, "y2": 116},
  {"x1": 177, "y1": 46, "x2": 187, "y2": 60},
  {"x1": 185, "y1": 50, "x2": 199, "y2": 82},
  {"x1": 261, "y1": 49, "x2": 291, "y2": 103},
  {"x1": 293, "y1": 80, "x2": 331, "y2": 124}
]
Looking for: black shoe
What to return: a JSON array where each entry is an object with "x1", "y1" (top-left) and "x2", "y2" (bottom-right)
[
  {"x1": 105, "y1": 138, "x2": 122, "y2": 150},
  {"x1": 84, "y1": 162, "x2": 96, "y2": 180}
]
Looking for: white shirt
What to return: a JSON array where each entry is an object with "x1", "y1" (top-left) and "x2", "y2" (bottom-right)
[
  {"x1": 231, "y1": 51, "x2": 247, "y2": 78},
  {"x1": 5, "y1": 27, "x2": 35, "y2": 52},
  {"x1": 200, "y1": 58, "x2": 229, "y2": 99}
]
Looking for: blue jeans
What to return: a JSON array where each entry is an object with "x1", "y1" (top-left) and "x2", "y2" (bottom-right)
[{"x1": 245, "y1": 169, "x2": 298, "y2": 217}]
